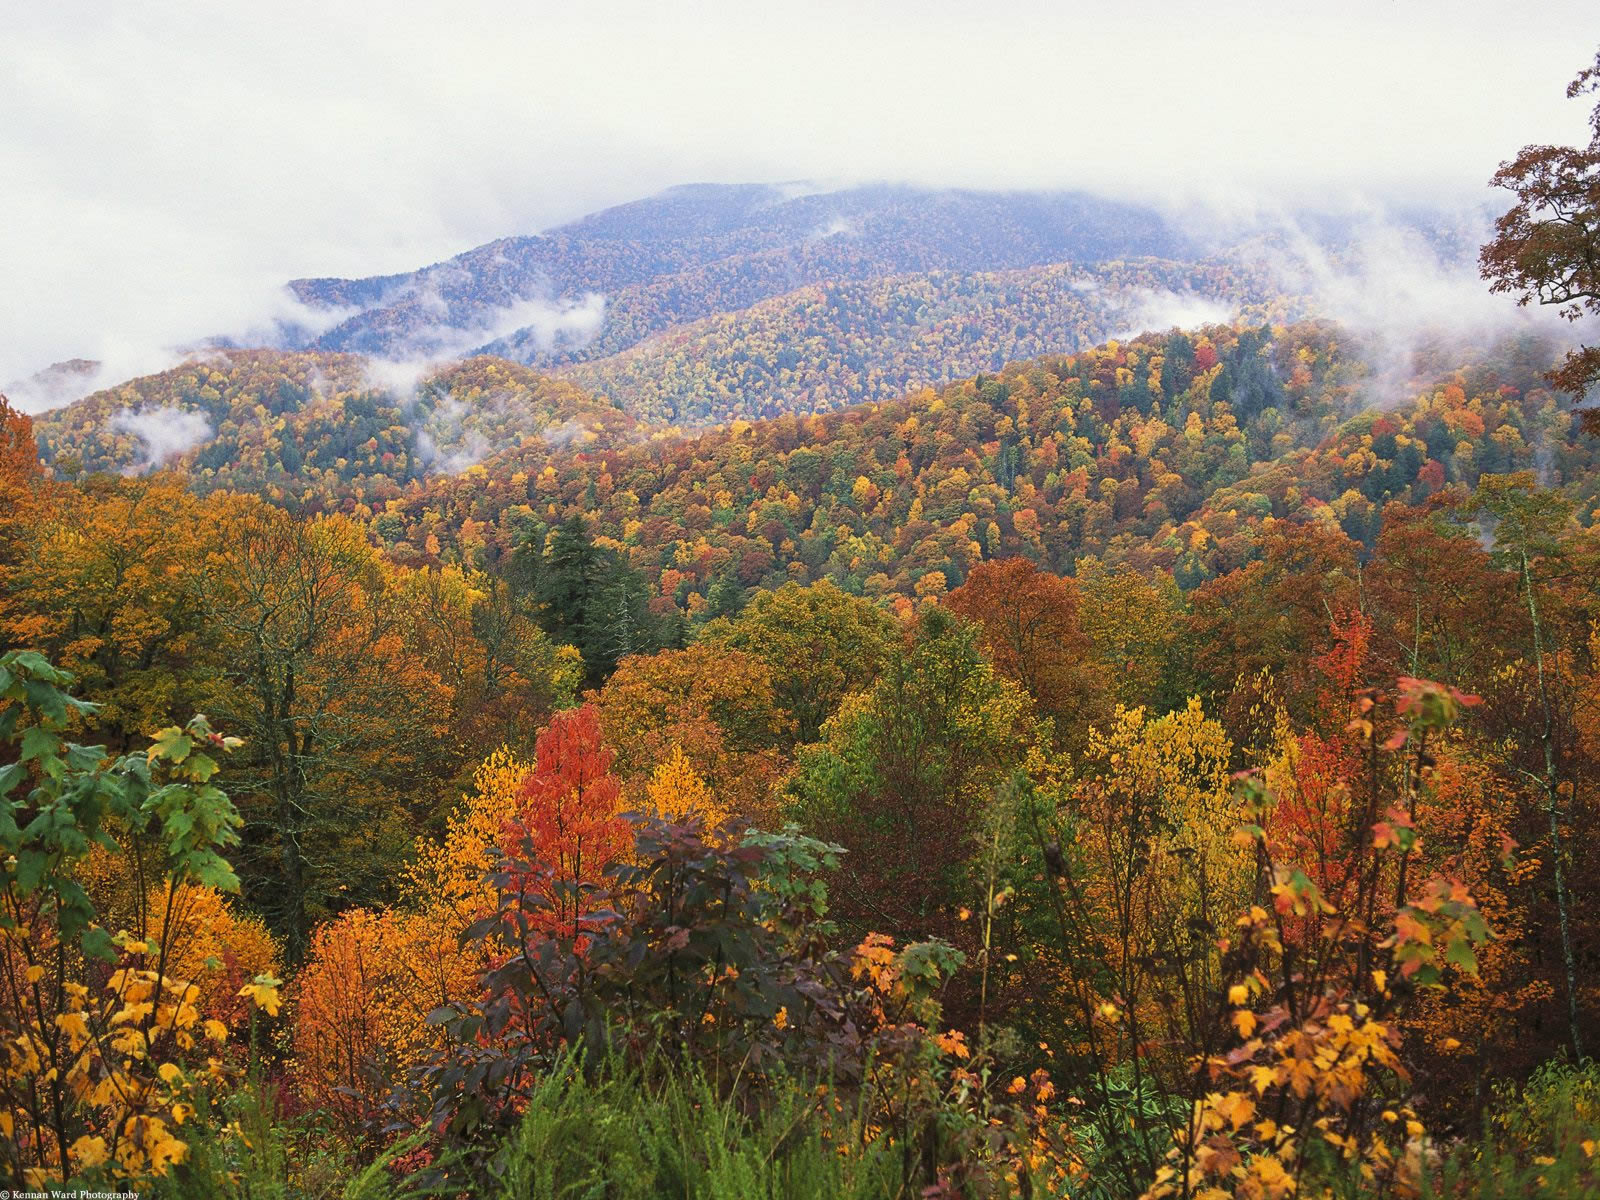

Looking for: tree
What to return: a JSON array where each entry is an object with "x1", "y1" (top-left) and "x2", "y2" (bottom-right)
[
  {"x1": 500, "y1": 705, "x2": 631, "y2": 943},
  {"x1": 197, "y1": 496, "x2": 451, "y2": 957},
  {"x1": 945, "y1": 558, "x2": 1108, "y2": 753},
  {"x1": 1477, "y1": 473, "x2": 1587, "y2": 1059},
  {"x1": 643, "y1": 745, "x2": 725, "y2": 825},
  {"x1": 788, "y1": 606, "x2": 1041, "y2": 940},
  {"x1": 1185, "y1": 521, "x2": 1363, "y2": 737},
  {"x1": 531, "y1": 516, "x2": 658, "y2": 685},
  {"x1": 0, "y1": 398, "x2": 44, "y2": 621},
  {"x1": 1481, "y1": 47, "x2": 1600, "y2": 434},
  {"x1": 700, "y1": 579, "x2": 896, "y2": 743},
  {"x1": 0, "y1": 476, "x2": 215, "y2": 752},
  {"x1": 392, "y1": 565, "x2": 580, "y2": 770},
  {"x1": 294, "y1": 747, "x2": 534, "y2": 1131},
  {"x1": 0, "y1": 650, "x2": 278, "y2": 1187},
  {"x1": 1075, "y1": 560, "x2": 1186, "y2": 712},
  {"x1": 591, "y1": 645, "x2": 789, "y2": 819}
]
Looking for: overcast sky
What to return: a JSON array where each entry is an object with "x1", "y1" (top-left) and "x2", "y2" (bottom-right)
[{"x1": 3, "y1": 0, "x2": 1597, "y2": 389}]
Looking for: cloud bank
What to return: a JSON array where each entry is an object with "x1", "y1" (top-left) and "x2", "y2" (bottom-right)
[
  {"x1": 3, "y1": 0, "x2": 1595, "y2": 392},
  {"x1": 109, "y1": 405, "x2": 213, "y2": 470}
]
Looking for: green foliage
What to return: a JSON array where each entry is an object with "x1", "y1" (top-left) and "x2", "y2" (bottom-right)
[
  {"x1": 422, "y1": 813, "x2": 969, "y2": 1184},
  {"x1": 788, "y1": 606, "x2": 1041, "y2": 935},
  {"x1": 1429, "y1": 1060, "x2": 1600, "y2": 1198},
  {"x1": 487, "y1": 1052, "x2": 909, "y2": 1200},
  {"x1": 701, "y1": 579, "x2": 897, "y2": 743},
  {"x1": 0, "y1": 649, "x2": 242, "y2": 954}
]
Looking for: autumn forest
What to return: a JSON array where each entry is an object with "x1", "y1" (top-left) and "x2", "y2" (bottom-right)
[{"x1": 4, "y1": 32, "x2": 1600, "y2": 1200}]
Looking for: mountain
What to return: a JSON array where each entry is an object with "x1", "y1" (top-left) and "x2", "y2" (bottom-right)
[
  {"x1": 274, "y1": 184, "x2": 1194, "y2": 369},
  {"x1": 3, "y1": 358, "x2": 104, "y2": 414},
  {"x1": 43, "y1": 322, "x2": 1587, "y2": 593},
  {"x1": 557, "y1": 257, "x2": 1283, "y2": 425},
  {"x1": 33, "y1": 350, "x2": 634, "y2": 505},
  {"x1": 346, "y1": 322, "x2": 1594, "y2": 599}
]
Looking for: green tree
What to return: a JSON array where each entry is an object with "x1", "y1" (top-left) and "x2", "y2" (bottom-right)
[
  {"x1": 788, "y1": 606, "x2": 1041, "y2": 938},
  {"x1": 700, "y1": 579, "x2": 896, "y2": 743}
]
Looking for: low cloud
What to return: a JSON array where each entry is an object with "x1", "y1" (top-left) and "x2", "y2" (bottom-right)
[
  {"x1": 1249, "y1": 212, "x2": 1575, "y2": 404},
  {"x1": 360, "y1": 289, "x2": 607, "y2": 404},
  {"x1": 4, "y1": 358, "x2": 105, "y2": 414},
  {"x1": 384, "y1": 287, "x2": 607, "y2": 366},
  {"x1": 108, "y1": 405, "x2": 212, "y2": 470},
  {"x1": 1111, "y1": 289, "x2": 1236, "y2": 340},
  {"x1": 541, "y1": 417, "x2": 591, "y2": 450},
  {"x1": 807, "y1": 214, "x2": 858, "y2": 242}
]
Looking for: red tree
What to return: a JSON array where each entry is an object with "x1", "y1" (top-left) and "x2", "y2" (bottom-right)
[{"x1": 502, "y1": 704, "x2": 630, "y2": 942}]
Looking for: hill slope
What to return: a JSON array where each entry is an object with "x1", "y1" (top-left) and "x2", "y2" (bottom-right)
[
  {"x1": 556, "y1": 257, "x2": 1281, "y2": 424},
  {"x1": 34, "y1": 351, "x2": 633, "y2": 505},
  {"x1": 377, "y1": 323, "x2": 1593, "y2": 602},
  {"x1": 279, "y1": 184, "x2": 1194, "y2": 366}
]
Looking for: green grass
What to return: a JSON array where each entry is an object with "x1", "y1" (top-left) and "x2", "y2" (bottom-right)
[{"x1": 487, "y1": 1055, "x2": 911, "y2": 1200}]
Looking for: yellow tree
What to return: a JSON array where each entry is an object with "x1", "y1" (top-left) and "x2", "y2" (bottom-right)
[
  {"x1": 643, "y1": 745, "x2": 725, "y2": 825},
  {"x1": 1075, "y1": 559, "x2": 1186, "y2": 710},
  {"x1": 196, "y1": 494, "x2": 452, "y2": 957},
  {"x1": 0, "y1": 476, "x2": 215, "y2": 749},
  {"x1": 591, "y1": 644, "x2": 789, "y2": 821}
]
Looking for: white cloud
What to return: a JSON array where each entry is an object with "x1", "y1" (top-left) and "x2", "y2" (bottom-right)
[
  {"x1": 1112, "y1": 291, "x2": 1236, "y2": 340},
  {"x1": 2, "y1": 0, "x2": 1596, "y2": 387},
  {"x1": 1251, "y1": 214, "x2": 1577, "y2": 403},
  {"x1": 108, "y1": 405, "x2": 213, "y2": 470},
  {"x1": 359, "y1": 289, "x2": 607, "y2": 400},
  {"x1": 807, "y1": 215, "x2": 859, "y2": 242}
]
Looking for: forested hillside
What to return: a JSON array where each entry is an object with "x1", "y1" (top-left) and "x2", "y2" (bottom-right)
[
  {"x1": 380, "y1": 323, "x2": 1595, "y2": 605},
  {"x1": 33, "y1": 351, "x2": 635, "y2": 502},
  {"x1": 6, "y1": 46, "x2": 1600, "y2": 1197},
  {"x1": 3, "y1": 315, "x2": 1599, "y2": 1192},
  {"x1": 280, "y1": 184, "x2": 1191, "y2": 363},
  {"x1": 558, "y1": 256, "x2": 1283, "y2": 423}
]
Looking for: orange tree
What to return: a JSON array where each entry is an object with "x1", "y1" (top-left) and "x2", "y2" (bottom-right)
[
  {"x1": 0, "y1": 397, "x2": 46, "y2": 640},
  {"x1": 946, "y1": 556, "x2": 1110, "y2": 755},
  {"x1": 590, "y1": 644, "x2": 789, "y2": 821}
]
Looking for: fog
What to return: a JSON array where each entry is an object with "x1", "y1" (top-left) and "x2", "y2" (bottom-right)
[{"x1": 3, "y1": 1, "x2": 1596, "y2": 399}]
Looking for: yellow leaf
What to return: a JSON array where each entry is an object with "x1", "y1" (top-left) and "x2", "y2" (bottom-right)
[
  {"x1": 1233, "y1": 1009, "x2": 1257, "y2": 1038},
  {"x1": 149, "y1": 1133, "x2": 189, "y2": 1172},
  {"x1": 1228, "y1": 984, "x2": 1249, "y2": 1006},
  {"x1": 237, "y1": 977, "x2": 282, "y2": 1017},
  {"x1": 158, "y1": 1061, "x2": 183, "y2": 1084},
  {"x1": 70, "y1": 1134, "x2": 109, "y2": 1168}
]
